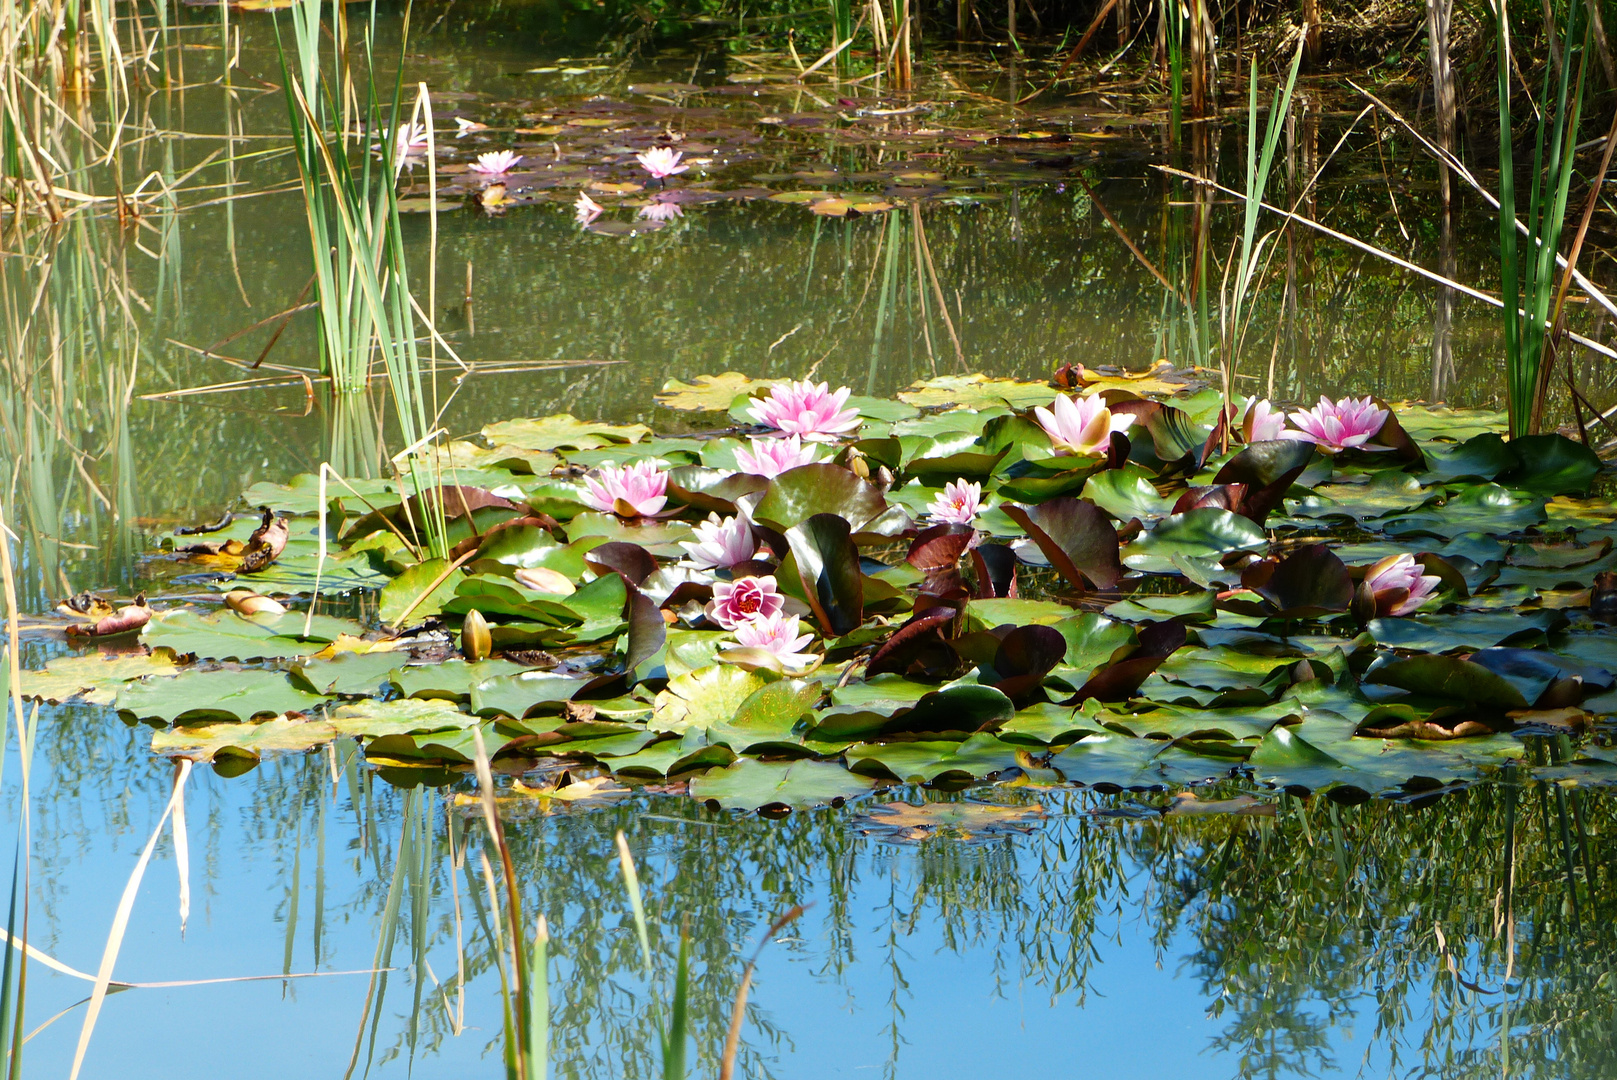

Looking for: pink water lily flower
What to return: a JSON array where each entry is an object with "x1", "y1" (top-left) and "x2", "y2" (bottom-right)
[
  {"x1": 469, "y1": 149, "x2": 522, "y2": 176},
  {"x1": 707, "y1": 576, "x2": 785, "y2": 630},
  {"x1": 1241, "y1": 397, "x2": 1287, "y2": 442},
  {"x1": 1280, "y1": 395, "x2": 1389, "y2": 453},
  {"x1": 747, "y1": 380, "x2": 861, "y2": 441},
  {"x1": 636, "y1": 147, "x2": 688, "y2": 181},
  {"x1": 637, "y1": 200, "x2": 683, "y2": 223},
  {"x1": 680, "y1": 513, "x2": 757, "y2": 569},
  {"x1": 1033, "y1": 393, "x2": 1135, "y2": 457},
  {"x1": 1360, "y1": 554, "x2": 1442, "y2": 617},
  {"x1": 928, "y1": 479, "x2": 982, "y2": 525},
  {"x1": 732, "y1": 612, "x2": 817, "y2": 670},
  {"x1": 734, "y1": 435, "x2": 821, "y2": 478},
  {"x1": 574, "y1": 191, "x2": 604, "y2": 226},
  {"x1": 579, "y1": 460, "x2": 668, "y2": 518},
  {"x1": 454, "y1": 117, "x2": 487, "y2": 137}
]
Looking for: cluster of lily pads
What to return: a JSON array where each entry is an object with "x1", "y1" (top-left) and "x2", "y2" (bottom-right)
[
  {"x1": 390, "y1": 81, "x2": 1102, "y2": 228},
  {"x1": 22, "y1": 365, "x2": 1617, "y2": 810}
]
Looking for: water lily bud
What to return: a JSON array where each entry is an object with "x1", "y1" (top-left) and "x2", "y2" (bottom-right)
[
  {"x1": 225, "y1": 589, "x2": 287, "y2": 617},
  {"x1": 1350, "y1": 579, "x2": 1378, "y2": 625},
  {"x1": 462, "y1": 609, "x2": 492, "y2": 662}
]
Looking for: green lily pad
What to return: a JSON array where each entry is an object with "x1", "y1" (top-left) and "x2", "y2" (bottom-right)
[
  {"x1": 365, "y1": 723, "x2": 514, "y2": 764},
  {"x1": 1365, "y1": 654, "x2": 1530, "y2": 709},
  {"x1": 651, "y1": 665, "x2": 773, "y2": 733},
  {"x1": 752, "y1": 464, "x2": 898, "y2": 536},
  {"x1": 1082, "y1": 466, "x2": 1174, "y2": 521},
  {"x1": 847, "y1": 732, "x2": 1025, "y2": 782},
  {"x1": 1499, "y1": 434, "x2": 1603, "y2": 495},
  {"x1": 706, "y1": 679, "x2": 823, "y2": 750},
  {"x1": 1366, "y1": 609, "x2": 1566, "y2": 652},
  {"x1": 1104, "y1": 592, "x2": 1216, "y2": 624},
  {"x1": 656, "y1": 372, "x2": 773, "y2": 411},
  {"x1": 1122, "y1": 509, "x2": 1268, "y2": 572},
  {"x1": 243, "y1": 473, "x2": 399, "y2": 516},
  {"x1": 482, "y1": 414, "x2": 650, "y2": 451},
  {"x1": 117, "y1": 668, "x2": 332, "y2": 723},
  {"x1": 689, "y1": 758, "x2": 875, "y2": 810},
  {"x1": 142, "y1": 608, "x2": 369, "y2": 661},
  {"x1": 379, "y1": 558, "x2": 466, "y2": 625},
  {"x1": 389, "y1": 659, "x2": 531, "y2": 701},
  {"x1": 328, "y1": 697, "x2": 479, "y2": 737},
  {"x1": 152, "y1": 716, "x2": 341, "y2": 761},
  {"x1": 1378, "y1": 484, "x2": 1547, "y2": 538},
  {"x1": 290, "y1": 651, "x2": 408, "y2": 695},
  {"x1": 470, "y1": 671, "x2": 591, "y2": 718},
  {"x1": 19, "y1": 651, "x2": 181, "y2": 705},
  {"x1": 1421, "y1": 433, "x2": 1515, "y2": 484},
  {"x1": 896, "y1": 374, "x2": 1058, "y2": 410},
  {"x1": 1049, "y1": 735, "x2": 1234, "y2": 789}
]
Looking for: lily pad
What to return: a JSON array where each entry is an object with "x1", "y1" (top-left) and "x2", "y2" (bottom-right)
[
  {"x1": 689, "y1": 758, "x2": 875, "y2": 811},
  {"x1": 152, "y1": 717, "x2": 341, "y2": 761},
  {"x1": 851, "y1": 800, "x2": 1045, "y2": 841},
  {"x1": 328, "y1": 698, "x2": 480, "y2": 737},
  {"x1": 117, "y1": 669, "x2": 332, "y2": 723},
  {"x1": 482, "y1": 414, "x2": 650, "y2": 451},
  {"x1": 19, "y1": 651, "x2": 181, "y2": 705}
]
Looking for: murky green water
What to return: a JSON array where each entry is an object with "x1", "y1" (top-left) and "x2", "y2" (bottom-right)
[{"x1": 4, "y1": 5, "x2": 1617, "y2": 1076}]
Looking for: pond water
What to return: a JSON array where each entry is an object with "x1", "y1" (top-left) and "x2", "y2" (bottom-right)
[{"x1": 4, "y1": 4, "x2": 1617, "y2": 1078}]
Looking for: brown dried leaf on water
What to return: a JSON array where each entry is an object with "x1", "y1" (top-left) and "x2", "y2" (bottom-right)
[
  {"x1": 655, "y1": 372, "x2": 772, "y2": 412},
  {"x1": 1064, "y1": 359, "x2": 1203, "y2": 398},
  {"x1": 851, "y1": 801, "x2": 1045, "y2": 842},
  {"x1": 1506, "y1": 707, "x2": 1591, "y2": 732},
  {"x1": 477, "y1": 183, "x2": 511, "y2": 214},
  {"x1": 511, "y1": 771, "x2": 630, "y2": 804},
  {"x1": 1164, "y1": 791, "x2": 1276, "y2": 817},
  {"x1": 64, "y1": 595, "x2": 152, "y2": 639}
]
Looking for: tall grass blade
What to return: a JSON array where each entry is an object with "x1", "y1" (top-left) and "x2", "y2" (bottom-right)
[
  {"x1": 663, "y1": 927, "x2": 689, "y2": 1080},
  {"x1": 68, "y1": 760, "x2": 193, "y2": 1080}
]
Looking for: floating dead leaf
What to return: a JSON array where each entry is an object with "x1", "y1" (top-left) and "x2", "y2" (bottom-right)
[
  {"x1": 656, "y1": 372, "x2": 773, "y2": 411},
  {"x1": 1066, "y1": 359, "x2": 1199, "y2": 398},
  {"x1": 588, "y1": 181, "x2": 644, "y2": 194},
  {"x1": 566, "y1": 117, "x2": 620, "y2": 127},
  {"x1": 511, "y1": 771, "x2": 630, "y2": 804},
  {"x1": 477, "y1": 184, "x2": 511, "y2": 213},
  {"x1": 896, "y1": 373, "x2": 1057, "y2": 409},
  {"x1": 851, "y1": 800, "x2": 1045, "y2": 842},
  {"x1": 1163, "y1": 791, "x2": 1276, "y2": 817},
  {"x1": 515, "y1": 124, "x2": 565, "y2": 135},
  {"x1": 808, "y1": 198, "x2": 853, "y2": 216},
  {"x1": 1507, "y1": 707, "x2": 1591, "y2": 731}
]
